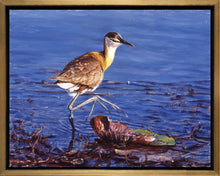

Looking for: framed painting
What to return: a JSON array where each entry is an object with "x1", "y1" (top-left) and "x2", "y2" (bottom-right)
[{"x1": 0, "y1": 0, "x2": 219, "y2": 176}]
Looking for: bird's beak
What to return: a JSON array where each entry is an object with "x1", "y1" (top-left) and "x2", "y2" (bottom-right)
[{"x1": 120, "y1": 38, "x2": 135, "y2": 47}]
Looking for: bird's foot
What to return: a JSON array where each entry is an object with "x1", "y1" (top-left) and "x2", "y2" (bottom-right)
[
  {"x1": 96, "y1": 95, "x2": 128, "y2": 117},
  {"x1": 84, "y1": 95, "x2": 128, "y2": 121},
  {"x1": 69, "y1": 95, "x2": 128, "y2": 122}
]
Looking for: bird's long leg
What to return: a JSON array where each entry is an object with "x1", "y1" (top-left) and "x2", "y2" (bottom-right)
[
  {"x1": 68, "y1": 92, "x2": 80, "y2": 111},
  {"x1": 68, "y1": 92, "x2": 80, "y2": 131}
]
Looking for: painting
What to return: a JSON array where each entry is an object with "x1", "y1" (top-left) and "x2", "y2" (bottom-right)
[{"x1": 1, "y1": 2, "x2": 218, "y2": 175}]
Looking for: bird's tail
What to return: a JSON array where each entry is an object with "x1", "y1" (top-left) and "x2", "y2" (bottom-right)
[
  {"x1": 50, "y1": 76, "x2": 60, "y2": 84},
  {"x1": 50, "y1": 76, "x2": 58, "y2": 80}
]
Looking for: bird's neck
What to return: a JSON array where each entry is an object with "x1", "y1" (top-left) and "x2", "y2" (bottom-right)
[
  {"x1": 103, "y1": 38, "x2": 120, "y2": 71},
  {"x1": 104, "y1": 46, "x2": 117, "y2": 70}
]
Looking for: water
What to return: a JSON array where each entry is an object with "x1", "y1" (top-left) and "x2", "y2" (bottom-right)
[{"x1": 9, "y1": 9, "x2": 211, "y2": 167}]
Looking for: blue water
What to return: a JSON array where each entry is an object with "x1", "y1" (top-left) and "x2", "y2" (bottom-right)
[{"x1": 9, "y1": 9, "x2": 211, "y2": 167}]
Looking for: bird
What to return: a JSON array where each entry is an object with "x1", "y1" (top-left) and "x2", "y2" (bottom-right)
[{"x1": 50, "y1": 32, "x2": 134, "y2": 131}]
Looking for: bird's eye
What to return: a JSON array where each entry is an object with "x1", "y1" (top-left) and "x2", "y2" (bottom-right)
[{"x1": 111, "y1": 38, "x2": 120, "y2": 42}]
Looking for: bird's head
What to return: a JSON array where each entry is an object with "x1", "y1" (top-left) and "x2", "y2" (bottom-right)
[{"x1": 104, "y1": 32, "x2": 135, "y2": 48}]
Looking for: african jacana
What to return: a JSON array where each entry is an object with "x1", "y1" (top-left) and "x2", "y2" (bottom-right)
[{"x1": 50, "y1": 32, "x2": 134, "y2": 131}]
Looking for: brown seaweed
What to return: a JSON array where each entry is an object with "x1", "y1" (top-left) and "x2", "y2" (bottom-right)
[{"x1": 9, "y1": 119, "x2": 210, "y2": 168}]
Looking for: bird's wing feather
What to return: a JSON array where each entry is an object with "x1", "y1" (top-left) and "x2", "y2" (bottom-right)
[{"x1": 51, "y1": 53, "x2": 104, "y2": 89}]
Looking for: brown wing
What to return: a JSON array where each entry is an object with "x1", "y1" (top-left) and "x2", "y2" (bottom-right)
[{"x1": 51, "y1": 52, "x2": 104, "y2": 90}]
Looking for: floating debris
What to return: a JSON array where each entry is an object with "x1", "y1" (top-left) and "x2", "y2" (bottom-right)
[{"x1": 90, "y1": 115, "x2": 176, "y2": 146}]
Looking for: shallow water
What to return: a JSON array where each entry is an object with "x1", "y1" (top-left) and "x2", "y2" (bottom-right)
[{"x1": 9, "y1": 9, "x2": 211, "y2": 168}]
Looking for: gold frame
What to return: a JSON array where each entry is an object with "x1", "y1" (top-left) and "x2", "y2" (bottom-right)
[{"x1": 0, "y1": 0, "x2": 219, "y2": 175}]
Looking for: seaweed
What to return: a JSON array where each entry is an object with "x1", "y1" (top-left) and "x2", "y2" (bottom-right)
[{"x1": 9, "y1": 119, "x2": 210, "y2": 168}]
